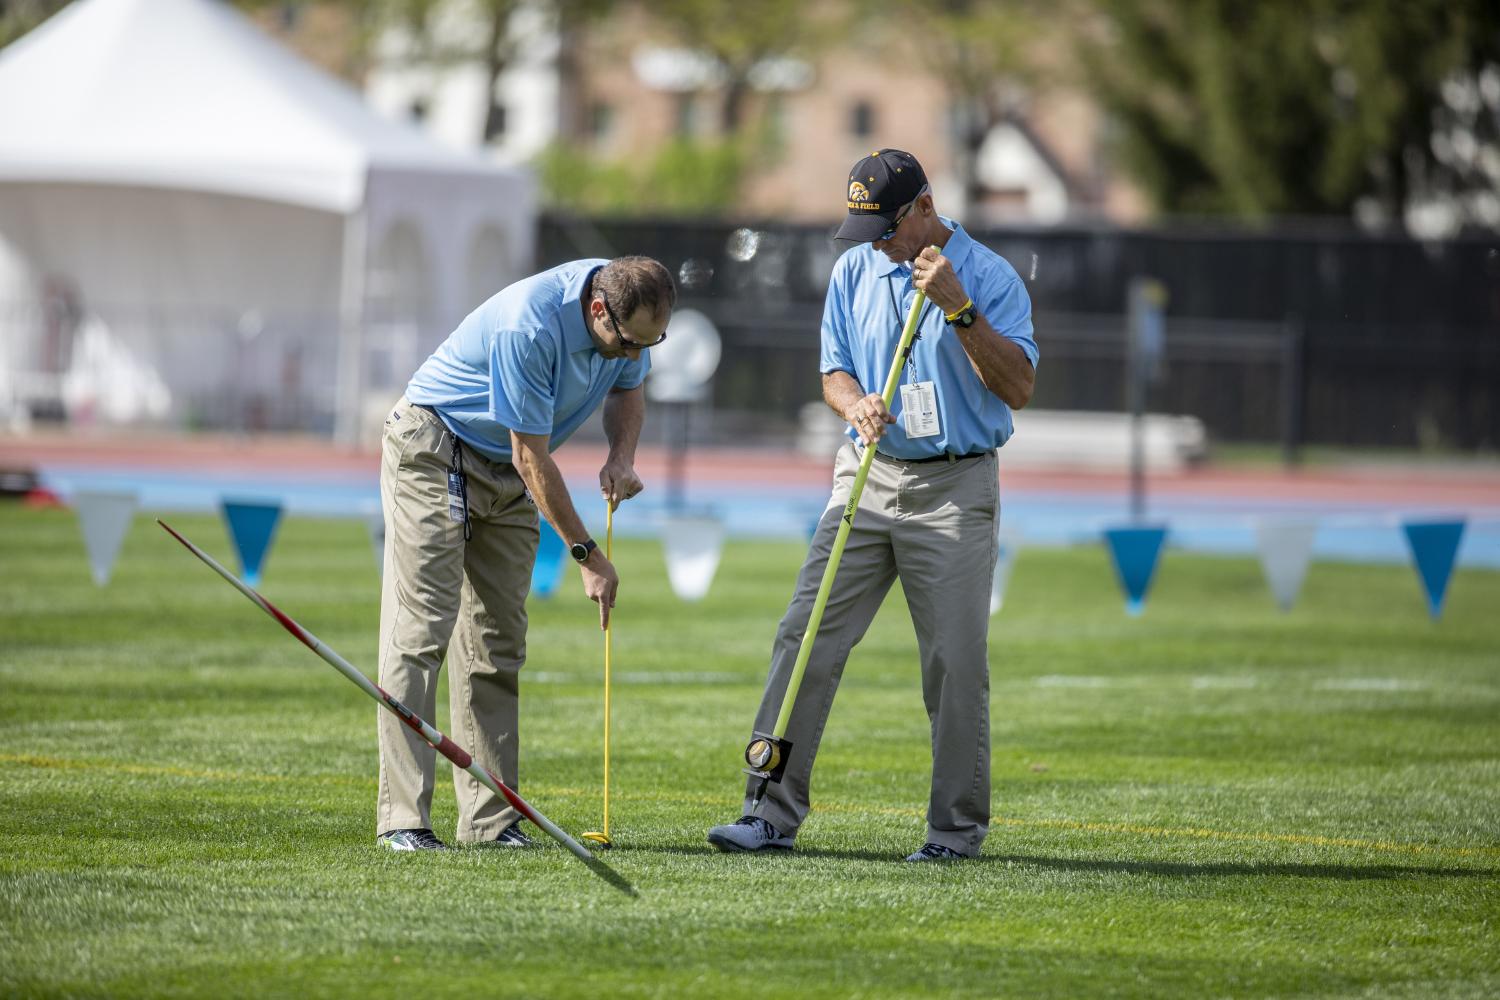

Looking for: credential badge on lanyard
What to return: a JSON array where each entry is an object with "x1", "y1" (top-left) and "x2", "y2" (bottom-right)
[
  {"x1": 447, "y1": 434, "x2": 471, "y2": 541},
  {"x1": 888, "y1": 275, "x2": 940, "y2": 439}
]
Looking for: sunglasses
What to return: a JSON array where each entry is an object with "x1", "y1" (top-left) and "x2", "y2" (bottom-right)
[
  {"x1": 601, "y1": 293, "x2": 667, "y2": 349},
  {"x1": 878, "y1": 184, "x2": 931, "y2": 241}
]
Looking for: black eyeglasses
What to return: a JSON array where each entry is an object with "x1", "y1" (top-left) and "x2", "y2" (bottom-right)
[
  {"x1": 601, "y1": 293, "x2": 667, "y2": 349},
  {"x1": 879, "y1": 183, "x2": 931, "y2": 241}
]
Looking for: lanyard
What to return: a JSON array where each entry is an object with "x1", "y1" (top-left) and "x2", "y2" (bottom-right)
[
  {"x1": 886, "y1": 272, "x2": 935, "y2": 381},
  {"x1": 450, "y1": 433, "x2": 471, "y2": 541}
]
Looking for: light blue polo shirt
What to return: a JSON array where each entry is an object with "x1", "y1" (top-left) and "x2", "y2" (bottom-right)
[
  {"x1": 406, "y1": 259, "x2": 650, "y2": 464},
  {"x1": 821, "y1": 221, "x2": 1038, "y2": 459}
]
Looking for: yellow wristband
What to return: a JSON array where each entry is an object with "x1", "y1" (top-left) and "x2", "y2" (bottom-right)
[{"x1": 944, "y1": 299, "x2": 973, "y2": 323}]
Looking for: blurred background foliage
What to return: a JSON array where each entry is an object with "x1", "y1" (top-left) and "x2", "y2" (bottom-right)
[
  {"x1": 1079, "y1": 0, "x2": 1500, "y2": 222},
  {"x1": 3, "y1": 0, "x2": 1496, "y2": 224}
]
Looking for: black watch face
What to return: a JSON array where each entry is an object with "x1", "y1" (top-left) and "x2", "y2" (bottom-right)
[{"x1": 570, "y1": 542, "x2": 589, "y2": 562}]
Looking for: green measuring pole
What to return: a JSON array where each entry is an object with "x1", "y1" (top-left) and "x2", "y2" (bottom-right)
[{"x1": 746, "y1": 255, "x2": 936, "y2": 807}]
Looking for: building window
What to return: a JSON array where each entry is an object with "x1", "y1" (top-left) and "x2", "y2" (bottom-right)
[
  {"x1": 485, "y1": 102, "x2": 506, "y2": 142},
  {"x1": 590, "y1": 103, "x2": 615, "y2": 139},
  {"x1": 851, "y1": 100, "x2": 874, "y2": 137}
]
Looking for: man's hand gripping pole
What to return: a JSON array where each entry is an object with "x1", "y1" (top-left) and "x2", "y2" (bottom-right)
[
  {"x1": 156, "y1": 519, "x2": 596, "y2": 864},
  {"x1": 746, "y1": 264, "x2": 934, "y2": 809}
]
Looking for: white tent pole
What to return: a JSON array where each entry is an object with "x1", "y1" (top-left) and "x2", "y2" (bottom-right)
[{"x1": 333, "y1": 206, "x2": 367, "y2": 447}]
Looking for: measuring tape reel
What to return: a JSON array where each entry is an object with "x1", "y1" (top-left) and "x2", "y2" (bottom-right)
[{"x1": 743, "y1": 730, "x2": 793, "y2": 784}]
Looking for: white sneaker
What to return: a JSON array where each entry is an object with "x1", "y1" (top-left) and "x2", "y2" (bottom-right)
[
  {"x1": 707, "y1": 816, "x2": 794, "y2": 853},
  {"x1": 378, "y1": 828, "x2": 448, "y2": 851}
]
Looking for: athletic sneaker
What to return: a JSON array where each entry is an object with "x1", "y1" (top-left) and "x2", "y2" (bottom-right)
[
  {"x1": 905, "y1": 842, "x2": 966, "y2": 861},
  {"x1": 488, "y1": 822, "x2": 538, "y2": 847},
  {"x1": 378, "y1": 828, "x2": 448, "y2": 851},
  {"x1": 707, "y1": 816, "x2": 795, "y2": 853}
]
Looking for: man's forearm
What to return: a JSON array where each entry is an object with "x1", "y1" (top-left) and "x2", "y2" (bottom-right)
[
  {"x1": 602, "y1": 385, "x2": 644, "y2": 462},
  {"x1": 823, "y1": 370, "x2": 867, "y2": 418},
  {"x1": 510, "y1": 432, "x2": 590, "y2": 544},
  {"x1": 955, "y1": 317, "x2": 1034, "y2": 409}
]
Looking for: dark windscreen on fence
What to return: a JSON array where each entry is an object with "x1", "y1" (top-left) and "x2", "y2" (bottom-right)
[{"x1": 539, "y1": 214, "x2": 1500, "y2": 452}]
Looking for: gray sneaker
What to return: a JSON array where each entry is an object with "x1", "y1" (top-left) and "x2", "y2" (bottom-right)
[
  {"x1": 707, "y1": 816, "x2": 794, "y2": 853},
  {"x1": 378, "y1": 828, "x2": 448, "y2": 851},
  {"x1": 489, "y1": 822, "x2": 538, "y2": 847},
  {"x1": 905, "y1": 842, "x2": 966, "y2": 861}
]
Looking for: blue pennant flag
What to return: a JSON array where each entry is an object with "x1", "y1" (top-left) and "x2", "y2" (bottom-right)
[
  {"x1": 221, "y1": 500, "x2": 283, "y2": 589},
  {"x1": 532, "y1": 516, "x2": 569, "y2": 599},
  {"x1": 1402, "y1": 519, "x2": 1465, "y2": 620},
  {"x1": 1104, "y1": 526, "x2": 1168, "y2": 617}
]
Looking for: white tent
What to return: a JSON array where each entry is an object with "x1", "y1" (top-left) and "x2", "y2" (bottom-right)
[{"x1": 0, "y1": 0, "x2": 532, "y2": 442}]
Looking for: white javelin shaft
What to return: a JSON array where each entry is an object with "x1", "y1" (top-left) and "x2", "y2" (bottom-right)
[{"x1": 157, "y1": 519, "x2": 593, "y2": 862}]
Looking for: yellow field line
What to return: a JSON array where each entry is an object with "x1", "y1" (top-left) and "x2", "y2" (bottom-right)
[
  {"x1": 527, "y1": 785, "x2": 1500, "y2": 860},
  {"x1": 5, "y1": 753, "x2": 1496, "y2": 860}
]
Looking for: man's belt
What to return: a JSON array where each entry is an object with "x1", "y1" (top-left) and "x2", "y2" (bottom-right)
[{"x1": 871, "y1": 447, "x2": 994, "y2": 465}]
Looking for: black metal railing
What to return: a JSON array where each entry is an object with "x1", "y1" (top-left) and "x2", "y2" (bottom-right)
[{"x1": 540, "y1": 213, "x2": 1500, "y2": 452}]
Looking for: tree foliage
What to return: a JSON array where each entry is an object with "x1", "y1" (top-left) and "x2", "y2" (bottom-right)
[
  {"x1": 637, "y1": 0, "x2": 835, "y2": 135},
  {"x1": 1079, "y1": 0, "x2": 1500, "y2": 220},
  {"x1": 882, "y1": 0, "x2": 1045, "y2": 215}
]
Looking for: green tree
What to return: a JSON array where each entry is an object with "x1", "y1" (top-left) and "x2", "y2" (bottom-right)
[
  {"x1": 1078, "y1": 0, "x2": 1500, "y2": 219},
  {"x1": 638, "y1": 0, "x2": 833, "y2": 135},
  {"x1": 883, "y1": 0, "x2": 1046, "y2": 218}
]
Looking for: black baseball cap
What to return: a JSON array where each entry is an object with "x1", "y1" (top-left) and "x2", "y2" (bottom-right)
[{"x1": 835, "y1": 149, "x2": 930, "y2": 245}]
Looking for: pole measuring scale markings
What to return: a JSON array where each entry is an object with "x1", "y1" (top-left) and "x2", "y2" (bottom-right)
[
  {"x1": 745, "y1": 254, "x2": 936, "y2": 809},
  {"x1": 155, "y1": 519, "x2": 596, "y2": 865}
]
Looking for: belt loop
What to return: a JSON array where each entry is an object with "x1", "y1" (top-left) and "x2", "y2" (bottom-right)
[{"x1": 947, "y1": 452, "x2": 955, "y2": 465}]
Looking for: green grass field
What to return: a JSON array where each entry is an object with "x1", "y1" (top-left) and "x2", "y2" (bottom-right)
[{"x1": 1, "y1": 500, "x2": 1497, "y2": 999}]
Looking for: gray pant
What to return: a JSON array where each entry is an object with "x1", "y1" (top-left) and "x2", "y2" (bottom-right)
[
  {"x1": 745, "y1": 442, "x2": 1000, "y2": 856},
  {"x1": 375, "y1": 397, "x2": 538, "y2": 842}
]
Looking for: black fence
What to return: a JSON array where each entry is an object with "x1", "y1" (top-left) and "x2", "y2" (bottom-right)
[{"x1": 540, "y1": 214, "x2": 1500, "y2": 452}]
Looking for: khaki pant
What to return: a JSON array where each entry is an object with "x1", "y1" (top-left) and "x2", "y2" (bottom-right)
[
  {"x1": 375, "y1": 397, "x2": 537, "y2": 842},
  {"x1": 745, "y1": 442, "x2": 1000, "y2": 856}
]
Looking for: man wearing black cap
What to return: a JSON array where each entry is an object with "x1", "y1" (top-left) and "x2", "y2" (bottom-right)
[{"x1": 708, "y1": 149, "x2": 1037, "y2": 860}]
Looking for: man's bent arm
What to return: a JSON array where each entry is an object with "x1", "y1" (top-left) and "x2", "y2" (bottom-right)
[
  {"x1": 511, "y1": 428, "x2": 619, "y2": 627},
  {"x1": 824, "y1": 369, "x2": 895, "y2": 445},
  {"x1": 599, "y1": 384, "x2": 646, "y2": 507},
  {"x1": 952, "y1": 314, "x2": 1035, "y2": 409}
]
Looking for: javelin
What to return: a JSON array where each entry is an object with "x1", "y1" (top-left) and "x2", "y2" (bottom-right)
[
  {"x1": 747, "y1": 253, "x2": 935, "y2": 809},
  {"x1": 157, "y1": 518, "x2": 597, "y2": 865}
]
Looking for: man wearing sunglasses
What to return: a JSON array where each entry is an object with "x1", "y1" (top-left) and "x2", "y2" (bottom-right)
[
  {"x1": 377, "y1": 255, "x2": 673, "y2": 851},
  {"x1": 709, "y1": 149, "x2": 1038, "y2": 861}
]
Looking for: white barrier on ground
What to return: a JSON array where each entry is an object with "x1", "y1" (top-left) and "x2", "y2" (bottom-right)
[
  {"x1": 364, "y1": 507, "x2": 385, "y2": 577},
  {"x1": 991, "y1": 523, "x2": 1025, "y2": 615},
  {"x1": 1255, "y1": 520, "x2": 1317, "y2": 612},
  {"x1": 798, "y1": 406, "x2": 1208, "y2": 470},
  {"x1": 1003, "y1": 410, "x2": 1207, "y2": 471},
  {"x1": 660, "y1": 514, "x2": 725, "y2": 602},
  {"x1": 73, "y1": 489, "x2": 136, "y2": 585}
]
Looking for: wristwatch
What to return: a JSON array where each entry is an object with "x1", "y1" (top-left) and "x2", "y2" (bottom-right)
[
  {"x1": 569, "y1": 538, "x2": 598, "y2": 563},
  {"x1": 946, "y1": 299, "x2": 978, "y2": 329}
]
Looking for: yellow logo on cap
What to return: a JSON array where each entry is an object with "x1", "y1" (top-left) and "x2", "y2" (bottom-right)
[{"x1": 848, "y1": 181, "x2": 878, "y2": 211}]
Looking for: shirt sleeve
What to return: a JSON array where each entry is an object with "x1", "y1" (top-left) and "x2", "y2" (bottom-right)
[
  {"x1": 975, "y1": 264, "x2": 1039, "y2": 369},
  {"x1": 489, "y1": 327, "x2": 556, "y2": 436},
  {"x1": 612, "y1": 348, "x2": 651, "y2": 390},
  {"x1": 819, "y1": 256, "x2": 856, "y2": 376}
]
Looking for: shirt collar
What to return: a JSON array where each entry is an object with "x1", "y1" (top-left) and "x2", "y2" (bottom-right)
[
  {"x1": 870, "y1": 217, "x2": 973, "y2": 278},
  {"x1": 561, "y1": 262, "x2": 605, "y2": 354}
]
